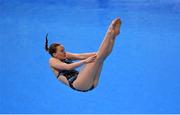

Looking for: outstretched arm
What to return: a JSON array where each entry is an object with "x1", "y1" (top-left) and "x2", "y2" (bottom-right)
[{"x1": 66, "y1": 52, "x2": 96, "y2": 60}]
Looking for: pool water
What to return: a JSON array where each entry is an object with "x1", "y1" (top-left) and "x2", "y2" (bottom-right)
[{"x1": 0, "y1": 0, "x2": 180, "y2": 113}]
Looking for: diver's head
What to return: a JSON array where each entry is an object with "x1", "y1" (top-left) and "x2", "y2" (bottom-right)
[{"x1": 45, "y1": 34, "x2": 66, "y2": 60}]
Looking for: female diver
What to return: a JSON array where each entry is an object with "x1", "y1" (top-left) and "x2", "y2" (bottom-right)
[{"x1": 45, "y1": 17, "x2": 121, "y2": 92}]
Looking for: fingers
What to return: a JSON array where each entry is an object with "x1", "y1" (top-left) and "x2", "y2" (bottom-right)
[
  {"x1": 86, "y1": 55, "x2": 97, "y2": 63},
  {"x1": 84, "y1": 54, "x2": 98, "y2": 64},
  {"x1": 91, "y1": 55, "x2": 97, "y2": 61},
  {"x1": 90, "y1": 55, "x2": 97, "y2": 62},
  {"x1": 91, "y1": 54, "x2": 97, "y2": 58}
]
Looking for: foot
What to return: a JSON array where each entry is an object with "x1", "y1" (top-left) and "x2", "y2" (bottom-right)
[
  {"x1": 108, "y1": 17, "x2": 122, "y2": 37},
  {"x1": 114, "y1": 17, "x2": 121, "y2": 36}
]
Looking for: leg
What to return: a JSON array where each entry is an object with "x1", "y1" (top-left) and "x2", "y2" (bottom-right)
[
  {"x1": 93, "y1": 62, "x2": 103, "y2": 87},
  {"x1": 72, "y1": 59, "x2": 103, "y2": 90},
  {"x1": 72, "y1": 18, "x2": 121, "y2": 91},
  {"x1": 106, "y1": 18, "x2": 121, "y2": 55},
  {"x1": 92, "y1": 18, "x2": 122, "y2": 87},
  {"x1": 93, "y1": 17, "x2": 121, "y2": 87},
  {"x1": 92, "y1": 29, "x2": 118, "y2": 88},
  {"x1": 97, "y1": 17, "x2": 121, "y2": 61}
]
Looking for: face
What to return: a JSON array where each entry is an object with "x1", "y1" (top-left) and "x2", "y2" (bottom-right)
[{"x1": 53, "y1": 45, "x2": 66, "y2": 60}]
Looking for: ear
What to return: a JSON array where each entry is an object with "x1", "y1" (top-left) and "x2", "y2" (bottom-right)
[{"x1": 52, "y1": 53, "x2": 57, "y2": 57}]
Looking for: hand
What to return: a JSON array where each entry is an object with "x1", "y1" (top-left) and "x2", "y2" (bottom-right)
[
  {"x1": 84, "y1": 55, "x2": 97, "y2": 63},
  {"x1": 91, "y1": 52, "x2": 97, "y2": 56}
]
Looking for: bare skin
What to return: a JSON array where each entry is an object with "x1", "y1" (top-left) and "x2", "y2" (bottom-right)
[
  {"x1": 49, "y1": 17, "x2": 121, "y2": 91},
  {"x1": 49, "y1": 51, "x2": 97, "y2": 86}
]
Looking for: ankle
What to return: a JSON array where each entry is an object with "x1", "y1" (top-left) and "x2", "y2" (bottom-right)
[{"x1": 107, "y1": 31, "x2": 115, "y2": 37}]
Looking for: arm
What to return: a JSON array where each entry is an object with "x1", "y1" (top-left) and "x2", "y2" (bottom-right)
[
  {"x1": 49, "y1": 58, "x2": 85, "y2": 70},
  {"x1": 66, "y1": 52, "x2": 97, "y2": 60},
  {"x1": 49, "y1": 55, "x2": 97, "y2": 70}
]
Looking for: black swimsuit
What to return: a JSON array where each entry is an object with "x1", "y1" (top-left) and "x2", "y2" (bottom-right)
[{"x1": 57, "y1": 59, "x2": 94, "y2": 92}]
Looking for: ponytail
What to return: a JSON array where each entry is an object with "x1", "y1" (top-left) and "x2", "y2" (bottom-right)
[
  {"x1": 45, "y1": 34, "x2": 61, "y2": 57},
  {"x1": 45, "y1": 33, "x2": 49, "y2": 52}
]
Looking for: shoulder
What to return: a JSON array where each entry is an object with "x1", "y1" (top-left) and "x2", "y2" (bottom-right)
[
  {"x1": 48, "y1": 57, "x2": 69, "y2": 70},
  {"x1": 49, "y1": 57, "x2": 55, "y2": 63},
  {"x1": 49, "y1": 57, "x2": 61, "y2": 66}
]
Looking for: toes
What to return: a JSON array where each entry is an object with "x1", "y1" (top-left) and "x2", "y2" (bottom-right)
[
  {"x1": 111, "y1": 20, "x2": 116, "y2": 27},
  {"x1": 115, "y1": 17, "x2": 121, "y2": 23},
  {"x1": 109, "y1": 17, "x2": 121, "y2": 34}
]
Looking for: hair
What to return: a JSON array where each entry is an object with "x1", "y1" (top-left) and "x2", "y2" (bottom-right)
[{"x1": 45, "y1": 33, "x2": 61, "y2": 57}]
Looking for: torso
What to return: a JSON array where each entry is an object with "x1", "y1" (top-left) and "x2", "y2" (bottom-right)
[{"x1": 49, "y1": 58, "x2": 70, "y2": 86}]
